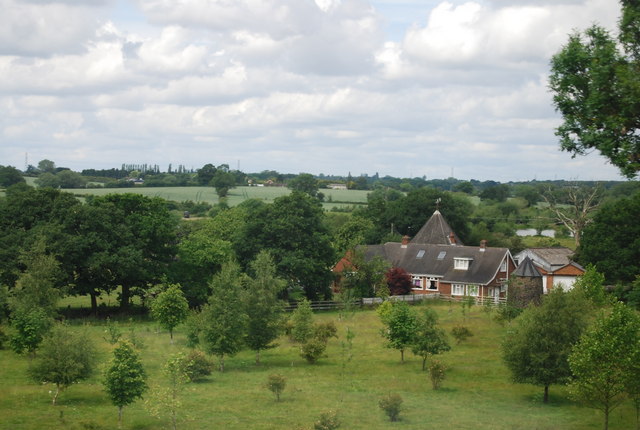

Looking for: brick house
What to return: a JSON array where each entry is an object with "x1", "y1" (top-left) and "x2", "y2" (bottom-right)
[{"x1": 513, "y1": 247, "x2": 584, "y2": 292}]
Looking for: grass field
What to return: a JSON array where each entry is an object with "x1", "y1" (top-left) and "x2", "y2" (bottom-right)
[{"x1": 0, "y1": 301, "x2": 633, "y2": 430}]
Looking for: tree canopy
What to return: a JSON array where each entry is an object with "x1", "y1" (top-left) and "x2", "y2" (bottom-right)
[{"x1": 549, "y1": 0, "x2": 640, "y2": 178}]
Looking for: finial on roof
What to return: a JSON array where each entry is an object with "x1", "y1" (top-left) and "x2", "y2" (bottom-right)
[{"x1": 435, "y1": 197, "x2": 442, "y2": 211}]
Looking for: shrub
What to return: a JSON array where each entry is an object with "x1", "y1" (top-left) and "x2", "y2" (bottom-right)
[
  {"x1": 313, "y1": 321, "x2": 338, "y2": 342},
  {"x1": 313, "y1": 410, "x2": 340, "y2": 430},
  {"x1": 182, "y1": 350, "x2": 213, "y2": 382},
  {"x1": 291, "y1": 299, "x2": 314, "y2": 343},
  {"x1": 103, "y1": 318, "x2": 122, "y2": 345},
  {"x1": 266, "y1": 374, "x2": 286, "y2": 401},
  {"x1": 300, "y1": 338, "x2": 327, "y2": 364},
  {"x1": 379, "y1": 393, "x2": 403, "y2": 422},
  {"x1": 428, "y1": 360, "x2": 447, "y2": 390},
  {"x1": 451, "y1": 325, "x2": 473, "y2": 344}
]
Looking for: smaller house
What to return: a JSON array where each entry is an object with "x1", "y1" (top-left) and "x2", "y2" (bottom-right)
[{"x1": 514, "y1": 247, "x2": 584, "y2": 292}]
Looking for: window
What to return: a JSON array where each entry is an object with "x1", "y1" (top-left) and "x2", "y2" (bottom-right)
[
  {"x1": 454, "y1": 258, "x2": 472, "y2": 270},
  {"x1": 437, "y1": 251, "x2": 446, "y2": 260},
  {"x1": 500, "y1": 260, "x2": 507, "y2": 272},
  {"x1": 427, "y1": 277, "x2": 438, "y2": 291},
  {"x1": 452, "y1": 284, "x2": 465, "y2": 296},
  {"x1": 467, "y1": 285, "x2": 479, "y2": 296},
  {"x1": 412, "y1": 277, "x2": 423, "y2": 289},
  {"x1": 416, "y1": 250, "x2": 425, "y2": 259}
]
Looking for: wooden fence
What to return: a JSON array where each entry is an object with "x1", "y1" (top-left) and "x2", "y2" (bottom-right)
[{"x1": 284, "y1": 293, "x2": 506, "y2": 312}]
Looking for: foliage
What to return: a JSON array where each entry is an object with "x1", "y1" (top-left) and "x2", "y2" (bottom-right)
[
  {"x1": 290, "y1": 299, "x2": 314, "y2": 343},
  {"x1": 150, "y1": 283, "x2": 189, "y2": 342},
  {"x1": 502, "y1": 289, "x2": 590, "y2": 403},
  {"x1": 428, "y1": 360, "x2": 447, "y2": 390},
  {"x1": 411, "y1": 308, "x2": 451, "y2": 371},
  {"x1": 244, "y1": 251, "x2": 286, "y2": 364},
  {"x1": 28, "y1": 324, "x2": 96, "y2": 405},
  {"x1": 0, "y1": 165, "x2": 25, "y2": 187},
  {"x1": 145, "y1": 353, "x2": 188, "y2": 430},
  {"x1": 568, "y1": 302, "x2": 640, "y2": 430},
  {"x1": 380, "y1": 301, "x2": 417, "y2": 362},
  {"x1": 378, "y1": 393, "x2": 403, "y2": 422},
  {"x1": 493, "y1": 303, "x2": 522, "y2": 325},
  {"x1": 300, "y1": 337, "x2": 328, "y2": 364},
  {"x1": 385, "y1": 267, "x2": 413, "y2": 296},
  {"x1": 211, "y1": 169, "x2": 237, "y2": 198},
  {"x1": 337, "y1": 249, "x2": 389, "y2": 299},
  {"x1": 103, "y1": 318, "x2": 122, "y2": 345},
  {"x1": 200, "y1": 261, "x2": 248, "y2": 372},
  {"x1": 450, "y1": 325, "x2": 473, "y2": 345},
  {"x1": 331, "y1": 216, "x2": 376, "y2": 255},
  {"x1": 181, "y1": 350, "x2": 213, "y2": 382},
  {"x1": 288, "y1": 173, "x2": 320, "y2": 198},
  {"x1": 9, "y1": 307, "x2": 52, "y2": 355},
  {"x1": 577, "y1": 191, "x2": 640, "y2": 284},
  {"x1": 265, "y1": 374, "x2": 286, "y2": 401},
  {"x1": 573, "y1": 264, "x2": 609, "y2": 307},
  {"x1": 313, "y1": 321, "x2": 338, "y2": 343},
  {"x1": 103, "y1": 341, "x2": 148, "y2": 426},
  {"x1": 549, "y1": 1, "x2": 640, "y2": 178},
  {"x1": 313, "y1": 410, "x2": 340, "y2": 430}
]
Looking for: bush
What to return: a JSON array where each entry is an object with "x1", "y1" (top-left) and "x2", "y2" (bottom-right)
[
  {"x1": 291, "y1": 299, "x2": 314, "y2": 343},
  {"x1": 379, "y1": 393, "x2": 403, "y2": 422},
  {"x1": 493, "y1": 304, "x2": 522, "y2": 325},
  {"x1": 266, "y1": 374, "x2": 286, "y2": 401},
  {"x1": 182, "y1": 350, "x2": 213, "y2": 382},
  {"x1": 313, "y1": 410, "x2": 340, "y2": 430},
  {"x1": 428, "y1": 360, "x2": 447, "y2": 390},
  {"x1": 0, "y1": 325, "x2": 7, "y2": 350},
  {"x1": 451, "y1": 325, "x2": 473, "y2": 344},
  {"x1": 313, "y1": 321, "x2": 338, "y2": 342},
  {"x1": 300, "y1": 338, "x2": 327, "y2": 364}
]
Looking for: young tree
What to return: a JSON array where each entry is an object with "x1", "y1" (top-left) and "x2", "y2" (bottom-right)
[
  {"x1": 569, "y1": 302, "x2": 640, "y2": 430},
  {"x1": 265, "y1": 374, "x2": 286, "y2": 402},
  {"x1": 28, "y1": 324, "x2": 96, "y2": 405},
  {"x1": 290, "y1": 299, "x2": 314, "y2": 343},
  {"x1": 9, "y1": 307, "x2": 52, "y2": 356},
  {"x1": 146, "y1": 353, "x2": 188, "y2": 430},
  {"x1": 549, "y1": 0, "x2": 640, "y2": 178},
  {"x1": 150, "y1": 284, "x2": 190, "y2": 343},
  {"x1": 200, "y1": 261, "x2": 247, "y2": 372},
  {"x1": 411, "y1": 308, "x2": 451, "y2": 371},
  {"x1": 380, "y1": 301, "x2": 417, "y2": 362},
  {"x1": 502, "y1": 289, "x2": 589, "y2": 403},
  {"x1": 104, "y1": 341, "x2": 148, "y2": 427},
  {"x1": 244, "y1": 251, "x2": 286, "y2": 364},
  {"x1": 573, "y1": 264, "x2": 608, "y2": 307},
  {"x1": 378, "y1": 393, "x2": 403, "y2": 422}
]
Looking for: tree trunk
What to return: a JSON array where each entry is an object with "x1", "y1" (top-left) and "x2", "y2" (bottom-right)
[
  {"x1": 400, "y1": 349, "x2": 404, "y2": 363},
  {"x1": 170, "y1": 329, "x2": 174, "y2": 344},
  {"x1": 422, "y1": 357, "x2": 427, "y2": 371},
  {"x1": 52, "y1": 384, "x2": 60, "y2": 405},
  {"x1": 90, "y1": 292, "x2": 98, "y2": 315},
  {"x1": 219, "y1": 355, "x2": 225, "y2": 372},
  {"x1": 604, "y1": 404, "x2": 609, "y2": 430},
  {"x1": 256, "y1": 350, "x2": 261, "y2": 365},
  {"x1": 120, "y1": 285, "x2": 130, "y2": 310},
  {"x1": 543, "y1": 385, "x2": 549, "y2": 403},
  {"x1": 118, "y1": 406, "x2": 123, "y2": 428}
]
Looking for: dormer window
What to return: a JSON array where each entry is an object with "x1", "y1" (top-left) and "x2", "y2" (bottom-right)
[{"x1": 454, "y1": 257, "x2": 472, "y2": 270}]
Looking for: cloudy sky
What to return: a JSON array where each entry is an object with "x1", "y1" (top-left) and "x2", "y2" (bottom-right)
[{"x1": 0, "y1": 0, "x2": 627, "y2": 181}]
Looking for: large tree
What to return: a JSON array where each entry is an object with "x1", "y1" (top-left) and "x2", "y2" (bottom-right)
[
  {"x1": 549, "y1": 0, "x2": 640, "y2": 178},
  {"x1": 501, "y1": 288, "x2": 589, "y2": 403},
  {"x1": 236, "y1": 191, "x2": 335, "y2": 300},
  {"x1": 577, "y1": 191, "x2": 640, "y2": 284},
  {"x1": 0, "y1": 165, "x2": 25, "y2": 187}
]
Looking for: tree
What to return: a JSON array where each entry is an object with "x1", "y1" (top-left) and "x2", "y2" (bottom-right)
[
  {"x1": 37, "y1": 159, "x2": 56, "y2": 174},
  {"x1": 573, "y1": 264, "x2": 608, "y2": 307},
  {"x1": 150, "y1": 284, "x2": 190, "y2": 342},
  {"x1": 385, "y1": 267, "x2": 412, "y2": 296},
  {"x1": 55, "y1": 170, "x2": 87, "y2": 189},
  {"x1": 577, "y1": 191, "x2": 640, "y2": 284},
  {"x1": 501, "y1": 289, "x2": 589, "y2": 403},
  {"x1": 35, "y1": 172, "x2": 59, "y2": 188},
  {"x1": 244, "y1": 251, "x2": 286, "y2": 364},
  {"x1": 549, "y1": 1, "x2": 640, "y2": 178},
  {"x1": 337, "y1": 249, "x2": 390, "y2": 299},
  {"x1": 288, "y1": 173, "x2": 320, "y2": 198},
  {"x1": 266, "y1": 374, "x2": 286, "y2": 401},
  {"x1": 211, "y1": 169, "x2": 236, "y2": 198},
  {"x1": 542, "y1": 184, "x2": 602, "y2": 247},
  {"x1": 196, "y1": 163, "x2": 217, "y2": 186},
  {"x1": 479, "y1": 184, "x2": 510, "y2": 202},
  {"x1": 200, "y1": 261, "x2": 247, "y2": 372},
  {"x1": 569, "y1": 302, "x2": 640, "y2": 430},
  {"x1": 411, "y1": 308, "x2": 451, "y2": 371},
  {"x1": 146, "y1": 353, "x2": 188, "y2": 430},
  {"x1": 290, "y1": 299, "x2": 314, "y2": 343},
  {"x1": 380, "y1": 301, "x2": 417, "y2": 362},
  {"x1": 0, "y1": 165, "x2": 25, "y2": 187},
  {"x1": 379, "y1": 393, "x2": 403, "y2": 422},
  {"x1": 104, "y1": 341, "x2": 148, "y2": 427},
  {"x1": 9, "y1": 307, "x2": 52, "y2": 356},
  {"x1": 28, "y1": 324, "x2": 96, "y2": 405}
]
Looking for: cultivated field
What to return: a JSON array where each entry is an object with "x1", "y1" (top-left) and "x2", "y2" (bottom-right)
[{"x1": 0, "y1": 301, "x2": 633, "y2": 430}]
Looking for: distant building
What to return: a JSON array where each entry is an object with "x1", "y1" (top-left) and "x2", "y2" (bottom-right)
[{"x1": 514, "y1": 247, "x2": 584, "y2": 292}]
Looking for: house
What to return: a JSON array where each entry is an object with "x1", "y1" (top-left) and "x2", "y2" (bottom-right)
[
  {"x1": 334, "y1": 210, "x2": 516, "y2": 301},
  {"x1": 513, "y1": 247, "x2": 584, "y2": 293}
]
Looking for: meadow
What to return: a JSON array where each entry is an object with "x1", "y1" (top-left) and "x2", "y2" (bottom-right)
[{"x1": 0, "y1": 300, "x2": 633, "y2": 430}]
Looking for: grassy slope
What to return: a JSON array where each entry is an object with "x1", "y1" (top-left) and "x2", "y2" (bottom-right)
[{"x1": 0, "y1": 302, "x2": 632, "y2": 430}]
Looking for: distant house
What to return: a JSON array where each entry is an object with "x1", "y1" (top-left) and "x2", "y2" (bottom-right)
[
  {"x1": 334, "y1": 210, "x2": 516, "y2": 301},
  {"x1": 328, "y1": 184, "x2": 347, "y2": 190},
  {"x1": 513, "y1": 247, "x2": 584, "y2": 292}
]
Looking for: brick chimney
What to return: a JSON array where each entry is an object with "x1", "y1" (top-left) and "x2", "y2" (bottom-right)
[
  {"x1": 449, "y1": 232, "x2": 456, "y2": 245},
  {"x1": 480, "y1": 239, "x2": 487, "y2": 252},
  {"x1": 401, "y1": 235, "x2": 410, "y2": 248}
]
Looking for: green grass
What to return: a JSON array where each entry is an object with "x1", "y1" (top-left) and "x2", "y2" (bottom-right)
[{"x1": 0, "y1": 302, "x2": 634, "y2": 429}]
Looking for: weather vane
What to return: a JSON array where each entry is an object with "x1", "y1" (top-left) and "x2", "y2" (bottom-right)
[{"x1": 435, "y1": 197, "x2": 441, "y2": 210}]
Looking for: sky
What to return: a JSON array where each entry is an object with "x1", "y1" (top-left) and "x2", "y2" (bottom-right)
[{"x1": 0, "y1": 0, "x2": 628, "y2": 182}]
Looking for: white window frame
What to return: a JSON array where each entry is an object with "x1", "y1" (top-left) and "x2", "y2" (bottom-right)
[
  {"x1": 412, "y1": 276, "x2": 423, "y2": 290},
  {"x1": 454, "y1": 258, "x2": 472, "y2": 270},
  {"x1": 452, "y1": 284, "x2": 465, "y2": 296},
  {"x1": 467, "y1": 285, "x2": 479, "y2": 297},
  {"x1": 500, "y1": 259, "x2": 507, "y2": 272},
  {"x1": 426, "y1": 277, "x2": 439, "y2": 291}
]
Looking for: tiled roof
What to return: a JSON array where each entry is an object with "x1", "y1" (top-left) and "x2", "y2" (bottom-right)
[
  {"x1": 513, "y1": 256, "x2": 542, "y2": 278},
  {"x1": 409, "y1": 210, "x2": 463, "y2": 246}
]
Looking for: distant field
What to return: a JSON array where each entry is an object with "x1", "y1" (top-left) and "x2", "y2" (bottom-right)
[
  {"x1": 0, "y1": 301, "x2": 632, "y2": 430},
  {"x1": 61, "y1": 186, "x2": 370, "y2": 208}
]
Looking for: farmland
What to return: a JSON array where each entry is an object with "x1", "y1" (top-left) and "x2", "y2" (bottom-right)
[{"x1": 0, "y1": 301, "x2": 633, "y2": 430}]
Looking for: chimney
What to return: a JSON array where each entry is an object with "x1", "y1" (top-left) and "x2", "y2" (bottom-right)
[
  {"x1": 401, "y1": 235, "x2": 410, "y2": 248},
  {"x1": 449, "y1": 232, "x2": 456, "y2": 245},
  {"x1": 480, "y1": 239, "x2": 487, "y2": 252}
]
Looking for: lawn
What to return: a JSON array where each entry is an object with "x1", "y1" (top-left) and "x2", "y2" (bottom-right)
[{"x1": 0, "y1": 301, "x2": 633, "y2": 430}]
